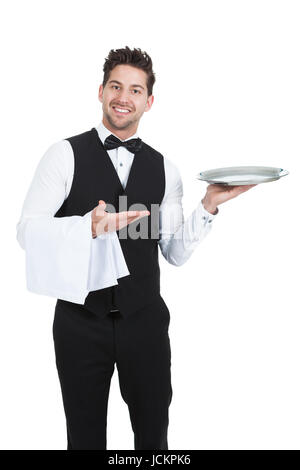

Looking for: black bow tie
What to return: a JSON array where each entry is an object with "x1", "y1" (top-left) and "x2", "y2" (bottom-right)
[{"x1": 103, "y1": 134, "x2": 143, "y2": 153}]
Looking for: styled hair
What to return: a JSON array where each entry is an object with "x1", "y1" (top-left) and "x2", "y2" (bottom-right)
[{"x1": 102, "y1": 46, "x2": 155, "y2": 96}]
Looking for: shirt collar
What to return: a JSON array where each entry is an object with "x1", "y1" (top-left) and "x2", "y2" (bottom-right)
[{"x1": 96, "y1": 120, "x2": 139, "y2": 144}]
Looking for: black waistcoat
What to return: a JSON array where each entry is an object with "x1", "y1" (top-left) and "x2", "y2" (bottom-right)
[{"x1": 54, "y1": 127, "x2": 166, "y2": 317}]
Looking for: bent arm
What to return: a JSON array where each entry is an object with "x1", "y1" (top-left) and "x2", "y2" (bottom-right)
[
  {"x1": 158, "y1": 159, "x2": 218, "y2": 267},
  {"x1": 16, "y1": 140, "x2": 129, "y2": 304}
]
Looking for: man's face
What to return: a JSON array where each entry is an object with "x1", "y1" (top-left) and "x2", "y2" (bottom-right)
[{"x1": 98, "y1": 64, "x2": 154, "y2": 135}]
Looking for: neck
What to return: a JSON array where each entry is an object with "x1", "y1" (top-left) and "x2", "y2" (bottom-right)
[{"x1": 102, "y1": 117, "x2": 138, "y2": 141}]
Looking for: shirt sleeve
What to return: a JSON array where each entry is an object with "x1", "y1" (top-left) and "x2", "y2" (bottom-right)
[
  {"x1": 158, "y1": 157, "x2": 218, "y2": 266},
  {"x1": 16, "y1": 140, "x2": 129, "y2": 304}
]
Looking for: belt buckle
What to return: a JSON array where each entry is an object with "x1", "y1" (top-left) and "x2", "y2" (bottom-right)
[{"x1": 110, "y1": 305, "x2": 119, "y2": 313}]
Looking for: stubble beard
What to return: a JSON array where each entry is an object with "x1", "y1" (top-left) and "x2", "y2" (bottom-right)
[{"x1": 104, "y1": 107, "x2": 139, "y2": 131}]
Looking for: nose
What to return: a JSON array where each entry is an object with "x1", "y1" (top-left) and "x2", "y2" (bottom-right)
[{"x1": 117, "y1": 88, "x2": 131, "y2": 103}]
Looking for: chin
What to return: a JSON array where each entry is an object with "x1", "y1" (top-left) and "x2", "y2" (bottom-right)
[{"x1": 111, "y1": 118, "x2": 132, "y2": 129}]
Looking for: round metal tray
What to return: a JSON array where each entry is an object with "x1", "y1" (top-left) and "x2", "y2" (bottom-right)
[{"x1": 196, "y1": 166, "x2": 289, "y2": 185}]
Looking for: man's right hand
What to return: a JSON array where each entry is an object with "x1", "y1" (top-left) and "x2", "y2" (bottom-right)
[{"x1": 91, "y1": 200, "x2": 150, "y2": 238}]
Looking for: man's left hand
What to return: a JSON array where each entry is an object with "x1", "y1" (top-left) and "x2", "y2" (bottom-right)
[{"x1": 201, "y1": 183, "x2": 257, "y2": 214}]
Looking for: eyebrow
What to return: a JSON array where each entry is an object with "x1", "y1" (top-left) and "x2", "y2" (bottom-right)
[{"x1": 108, "y1": 79, "x2": 145, "y2": 90}]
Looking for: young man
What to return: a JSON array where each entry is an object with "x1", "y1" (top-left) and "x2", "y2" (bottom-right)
[{"x1": 16, "y1": 46, "x2": 255, "y2": 450}]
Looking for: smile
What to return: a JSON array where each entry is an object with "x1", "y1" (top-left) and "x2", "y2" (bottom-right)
[{"x1": 112, "y1": 106, "x2": 131, "y2": 115}]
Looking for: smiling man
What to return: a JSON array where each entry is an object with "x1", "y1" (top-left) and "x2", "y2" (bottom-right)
[
  {"x1": 16, "y1": 46, "x2": 255, "y2": 450},
  {"x1": 100, "y1": 66, "x2": 153, "y2": 137}
]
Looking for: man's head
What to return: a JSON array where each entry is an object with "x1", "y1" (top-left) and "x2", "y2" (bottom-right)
[{"x1": 98, "y1": 46, "x2": 155, "y2": 139}]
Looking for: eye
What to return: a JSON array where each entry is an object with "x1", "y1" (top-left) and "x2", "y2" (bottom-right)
[
  {"x1": 133, "y1": 89, "x2": 140, "y2": 94},
  {"x1": 112, "y1": 85, "x2": 120, "y2": 90}
]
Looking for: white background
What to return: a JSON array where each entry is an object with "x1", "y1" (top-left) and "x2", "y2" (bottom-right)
[{"x1": 1, "y1": 0, "x2": 299, "y2": 450}]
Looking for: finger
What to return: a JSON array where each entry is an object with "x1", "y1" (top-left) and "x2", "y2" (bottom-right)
[
  {"x1": 127, "y1": 216, "x2": 145, "y2": 224},
  {"x1": 95, "y1": 206, "x2": 106, "y2": 216},
  {"x1": 116, "y1": 212, "x2": 150, "y2": 230},
  {"x1": 118, "y1": 210, "x2": 150, "y2": 220},
  {"x1": 129, "y1": 212, "x2": 150, "y2": 221},
  {"x1": 137, "y1": 210, "x2": 150, "y2": 217},
  {"x1": 117, "y1": 211, "x2": 137, "y2": 220},
  {"x1": 94, "y1": 200, "x2": 107, "y2": 215},
  {"x1": 127, "y1": 212, "x2": 150, "y2": 224}
]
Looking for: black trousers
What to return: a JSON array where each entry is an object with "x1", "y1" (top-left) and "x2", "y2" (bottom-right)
[{"x1": 52, "y1": 295, "x2": 173, "y2": 450}]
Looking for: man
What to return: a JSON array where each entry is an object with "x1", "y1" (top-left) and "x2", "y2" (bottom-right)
[{"x1": 16, "y1": 46, "x2": 256, "y2": 450}]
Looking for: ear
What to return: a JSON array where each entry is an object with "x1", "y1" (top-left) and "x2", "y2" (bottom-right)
[
  {"x1": 98, "y1": 84, "x2": 104, "y2": 103},
  {"x1": 145, "y1": 95, "x2": 154, "y2": 112}
]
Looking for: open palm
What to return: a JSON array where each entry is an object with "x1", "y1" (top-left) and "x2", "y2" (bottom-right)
[{"x1": 91, "y1": 200, "x2": 150, "y2": 237}]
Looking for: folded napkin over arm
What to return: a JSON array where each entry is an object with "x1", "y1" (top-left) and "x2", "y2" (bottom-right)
[{"x1": 16, "y1": 140, "x2": 129, "y2": 305}]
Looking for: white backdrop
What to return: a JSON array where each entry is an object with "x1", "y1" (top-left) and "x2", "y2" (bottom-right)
[{"x1": 1, "y1": 0, "x2": 299, "y2": 450}]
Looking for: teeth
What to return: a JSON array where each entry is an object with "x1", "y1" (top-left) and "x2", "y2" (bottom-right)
[{"x1": 115, "y1": 107, "x2": 130, "y2": 113}]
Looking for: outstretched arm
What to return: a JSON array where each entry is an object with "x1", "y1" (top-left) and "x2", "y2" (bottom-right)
[
  {"x1": 16, "y1": 140, "x2": 131, "y2": 303},
  {"x1": 158, "y1": 158, "x2": 256, "y2": 266},
  {"x1": 158, "y1": 159, "x2": 218, "y2": 266}
]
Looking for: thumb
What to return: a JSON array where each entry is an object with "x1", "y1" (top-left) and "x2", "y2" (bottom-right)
[
  {"x1": 98, "y1": 200, "x2": 106, "y2": 208},
  {"x1": 93, "y1": 199, "x2": 106, "y2": 216}
]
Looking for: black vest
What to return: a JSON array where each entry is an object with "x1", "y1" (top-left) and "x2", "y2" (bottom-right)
[{"x1": 54, "y1": 127, "x2": 166, "y2": 317}]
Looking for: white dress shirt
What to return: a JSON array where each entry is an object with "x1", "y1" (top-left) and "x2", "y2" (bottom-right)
[{"x1": 16, "y1": 121, "x2": 218, "y2": 304}]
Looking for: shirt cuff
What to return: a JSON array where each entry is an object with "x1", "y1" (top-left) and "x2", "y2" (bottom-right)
[{"x1": 199, "y1": 200, "x2": 219, "y2": 224}]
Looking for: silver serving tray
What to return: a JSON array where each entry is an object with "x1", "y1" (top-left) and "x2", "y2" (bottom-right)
[{"x1": 196, "y1": 166, "x2": 289, "y2": 185}]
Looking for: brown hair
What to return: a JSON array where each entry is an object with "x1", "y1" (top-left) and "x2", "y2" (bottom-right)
[{"x1": 102, "y1": 46, "x2": 155, "y2": 96}]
